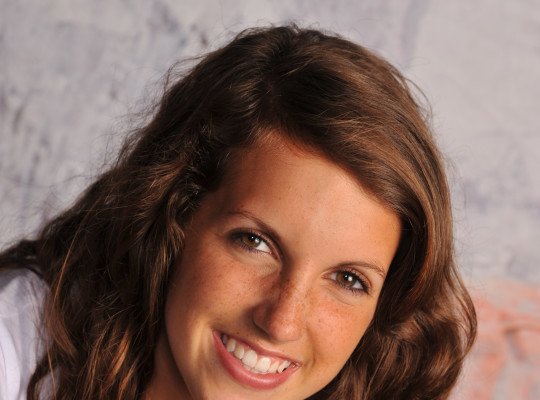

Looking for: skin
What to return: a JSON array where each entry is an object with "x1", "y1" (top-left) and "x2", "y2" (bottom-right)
[{"x1": 146, "y1": 135, "x2": 401, "y2": 400}]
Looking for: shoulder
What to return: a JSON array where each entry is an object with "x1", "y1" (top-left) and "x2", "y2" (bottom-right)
[{"x1": 0, "y1": 268, "x2": 48, "y2": 400}]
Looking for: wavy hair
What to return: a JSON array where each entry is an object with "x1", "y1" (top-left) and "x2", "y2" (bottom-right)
[{"x1": 0, "y1": 25, "x2": 476, "y2": 399}]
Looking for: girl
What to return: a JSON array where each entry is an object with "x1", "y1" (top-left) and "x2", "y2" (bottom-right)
[{"x1": 0, "y1": 25, "x2": 476, "y2": 399}]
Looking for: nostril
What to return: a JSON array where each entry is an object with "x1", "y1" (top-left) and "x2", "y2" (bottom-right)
[{"x1": 252, "y1": 290, "x2": 307, "y2": 342}]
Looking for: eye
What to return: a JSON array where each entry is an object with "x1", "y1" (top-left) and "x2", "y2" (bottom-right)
[
  {"x1": 328, "y1": 270, "x2": 369, "y2": 294},
  {"x1": 233, "y1": 232, "x2": 272, "y2": 254}
]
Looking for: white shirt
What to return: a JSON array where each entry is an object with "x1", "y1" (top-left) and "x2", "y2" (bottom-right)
[{"x1": 0, "y1": 268, "x2": 47, "y2": 400}]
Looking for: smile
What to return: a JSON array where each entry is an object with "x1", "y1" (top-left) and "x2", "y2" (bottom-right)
[
  {"x1": 213, "y1": 331, "x2": 299, "y2": 390},
  {"x1": 221, "y1": 334, "x2": 292, "y2": 374}
]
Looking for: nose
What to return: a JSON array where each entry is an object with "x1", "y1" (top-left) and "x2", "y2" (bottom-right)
[{"x1": 252, "y1": 274, "x2": 310, "y2": 343}]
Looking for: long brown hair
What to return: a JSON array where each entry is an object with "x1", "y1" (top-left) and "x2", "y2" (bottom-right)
[{"x1": 0, "y1": 25, "x2": 476, "y2": 399}]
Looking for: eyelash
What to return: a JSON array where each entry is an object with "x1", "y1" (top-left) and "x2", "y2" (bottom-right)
[
  {"x1": 231, "y1": 230, "x2": 273, "y2": 255},
  {"x1": 329, "y1": 269, "x2": 370, "y2": 295}
]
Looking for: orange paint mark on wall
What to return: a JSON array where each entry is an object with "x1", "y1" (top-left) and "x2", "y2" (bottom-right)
[{"x1": 454, "y1": 280, "x2": 540, "y2": 400}]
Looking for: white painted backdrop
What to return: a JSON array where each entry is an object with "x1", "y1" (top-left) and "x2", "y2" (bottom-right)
[{"x1": 1, "y1": 1, "x2": 539, "y2": 398}]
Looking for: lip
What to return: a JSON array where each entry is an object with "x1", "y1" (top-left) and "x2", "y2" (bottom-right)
[{"x1": 213, "y1": 331, "x2": 300, "y2": 390}]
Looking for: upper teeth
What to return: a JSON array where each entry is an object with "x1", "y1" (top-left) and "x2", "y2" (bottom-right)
[{"x1": 222, "y1": 335, "x2": 292, "y2": 374}]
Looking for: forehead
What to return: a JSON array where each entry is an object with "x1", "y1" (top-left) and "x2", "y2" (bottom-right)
[
  {"x1": 222, "y1": 137, "x2": 361, "y2": 205},
  {"x1": 223, "y1": 135, "x2": 356, "y2": 191}
]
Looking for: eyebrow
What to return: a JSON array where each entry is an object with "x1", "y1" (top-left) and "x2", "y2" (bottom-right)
[
  {"x1": 338, "y1": 261, "x2": 387, "y2": 280},
  {"x1": 225, "y1": 210, "x2": 282, "y2": 243},
  {"x1": 225, "y1": 209, "x2": 389, "y2": 280}
]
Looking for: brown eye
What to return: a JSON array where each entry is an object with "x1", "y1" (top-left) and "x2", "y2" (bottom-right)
[
  {"x1": 241, "y1": 234, "x2": 261, "y2": 248},
  {"x1": 235, "y1": 232, "x2": 272, "y2": 254},
  {"x1": 336, "y1": 271, "x2": 357, "y2": 287},
  {"x1": 329, "y1": 271, "x2": 367, "y2": 293}
]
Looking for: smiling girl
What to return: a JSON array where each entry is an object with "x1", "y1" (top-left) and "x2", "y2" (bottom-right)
[{"x1": 0, "y1": 25, "x2": 476, "y2": 399}]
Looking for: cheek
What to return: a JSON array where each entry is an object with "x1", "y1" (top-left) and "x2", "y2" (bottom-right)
[
  {"x1": 311, "y1": 296, "x2": 376, "y2": 366},
  {"x1": 173, "y1": 247, "x2": 258, "y2": 314}
]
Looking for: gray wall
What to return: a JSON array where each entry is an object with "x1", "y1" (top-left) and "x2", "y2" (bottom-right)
[{"x1": 1, "y1": 1, "x2": 539, "y2": 398}]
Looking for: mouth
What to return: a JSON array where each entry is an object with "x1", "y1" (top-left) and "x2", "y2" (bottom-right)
[
  {"x1": 213, "y1": 331, "x2": 299, "y2": 390},
  {"x1": 220, "y1": 333, "x2": 292, "y2": 374}
]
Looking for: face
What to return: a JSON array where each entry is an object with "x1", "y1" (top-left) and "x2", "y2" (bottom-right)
[{"x1": 147, "y1": 136, "x2": 401, "y2": 400}]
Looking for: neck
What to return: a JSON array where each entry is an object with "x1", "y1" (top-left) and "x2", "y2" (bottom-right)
[{"x1": 144, "y1": 331, "x2": 192, "y2": 400}]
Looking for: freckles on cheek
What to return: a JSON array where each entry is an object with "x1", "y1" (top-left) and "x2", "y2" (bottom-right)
[
  {"x1": 314, "y1": 301, "x2": 374, "y2": 363},
  {"x1": 183, "y1": 255, "x2": 253, "y2": 311}
]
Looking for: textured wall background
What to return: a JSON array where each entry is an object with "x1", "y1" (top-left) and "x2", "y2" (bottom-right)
[{"x1": 1, "y1": 1, "x2": 539, "y2": 398}]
